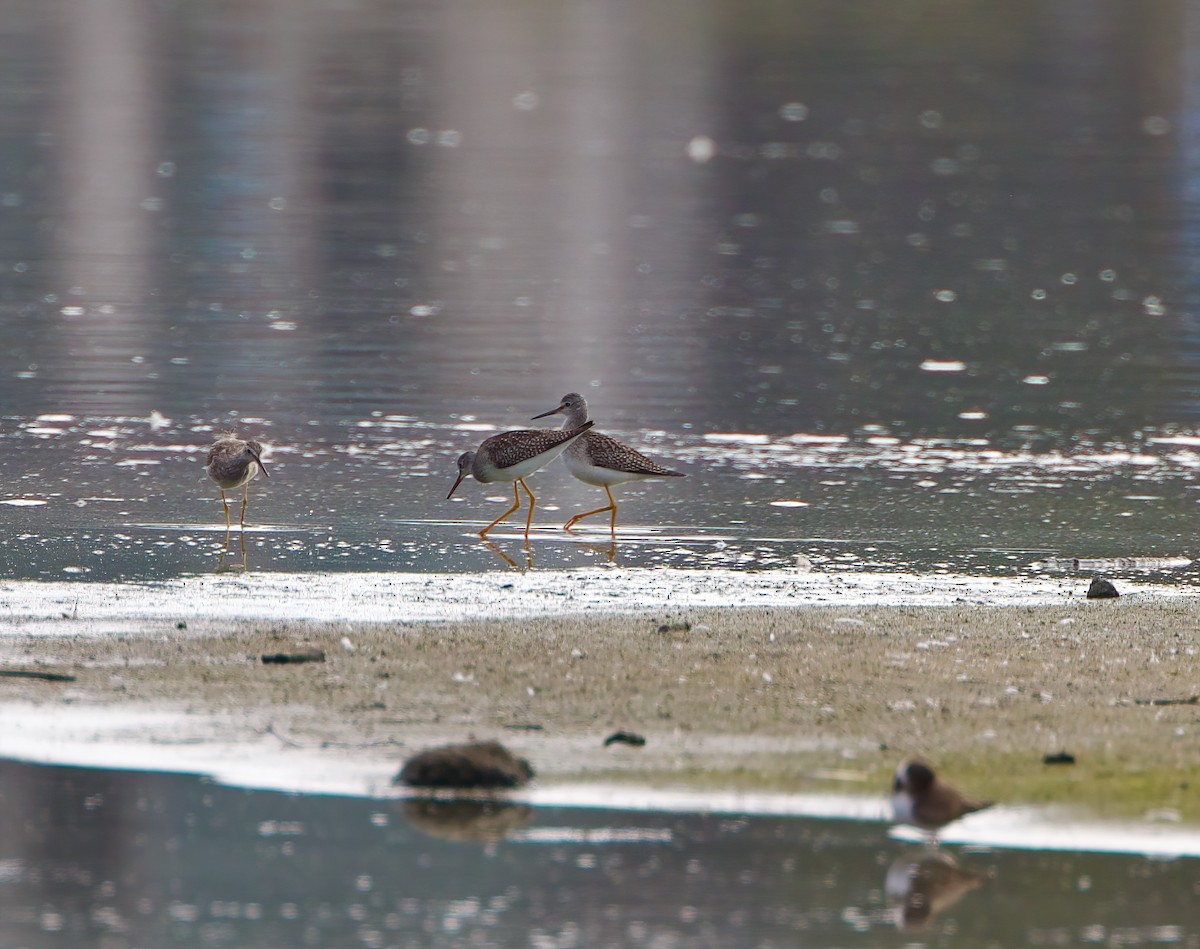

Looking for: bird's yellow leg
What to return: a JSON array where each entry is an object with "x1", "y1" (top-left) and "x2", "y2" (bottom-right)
[
  {"x1": 564, "y1": 485, "x2": 618, "y2": 535},
  {"x1": 480, "y1": 482, "x2": 522, "y2": 538},
  {"x1": 519, "y1": 478, "x2": 536, "y2": 537},
  {"x1": 220, "y1": 489, "x2": 231, "y2": 531},
  {"x1": 239, "y1": 483, "x2": 250, "y2": 529}
]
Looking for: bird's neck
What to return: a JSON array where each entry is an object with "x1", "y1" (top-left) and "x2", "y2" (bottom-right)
[{"x1": 560, "y1": 404, "x2": 589, "y2": 429}]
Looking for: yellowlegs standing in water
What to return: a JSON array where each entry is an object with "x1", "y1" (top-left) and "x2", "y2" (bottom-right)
[
  {"x1": 532, "y1": 392, "x2": 684, "y2": 537},
  {"x1": 447, "y1": 421, "x2": 594, "y2": 538},
  {"x1": 205, "y1": 436, "x2": 269, "y2": 531}
]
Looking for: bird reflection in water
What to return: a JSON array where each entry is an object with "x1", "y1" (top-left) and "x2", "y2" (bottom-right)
[
  {"x1": 483, "y1": 539, "x2": 533, "y2": 570},
  {"x1": 484, "y1": 537, "x2": 620, "y2": 569},
  {"x1": 579, "y1": 539, "x2": 619, "y2": 564},
  {"x1": 215, "y1": 547, "x2": 249, "y2": 574},
  {"x1": 885, "y1": 850, "x2": 988, "y2": 931}
]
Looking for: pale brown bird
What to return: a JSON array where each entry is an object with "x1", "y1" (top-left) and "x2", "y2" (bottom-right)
[
  {"x1": 531, "y1": 392, "x2": 684, "y2": 537},
  {"x1": 891, "y1": 759, "x2": 992, "y2": 833},
  {"x1": 205, "y1": 436, "x2": 269, "y2": 531}
]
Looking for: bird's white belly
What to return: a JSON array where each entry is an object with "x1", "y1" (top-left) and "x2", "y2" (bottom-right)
[
  {"x1": 564, "y1": 450, "x2": 651, "y2": 486},
  {"x1": 477, "y1": 440, "x2": 574, "y2": 483},
  {"x1": 890, "y1": 793, "x2": 915, "y2": 825}
]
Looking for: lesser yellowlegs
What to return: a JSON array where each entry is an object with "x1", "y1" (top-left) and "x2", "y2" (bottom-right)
[
  {"x1": 205, "y1": 436, "x2": 269, "y2": 531},
  {"x1": 447, "y1": 421, "x2": 594, "y2": 538},
  {"x1": 891, "y1": 759, "x2": 993, "y2": 834},
  {"x1": 532, "y1": 392, "x2": 684, "y2": 537}
]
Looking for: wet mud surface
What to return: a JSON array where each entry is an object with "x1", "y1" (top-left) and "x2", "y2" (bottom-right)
[{"x1": 1, "y1": 593, "x2": 1197, "y2": 828}]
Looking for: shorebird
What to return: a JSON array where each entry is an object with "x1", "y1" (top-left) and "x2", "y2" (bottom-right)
[
  {"x1": 891, "y1": 759, "x2": 992, "y2": 834},
  {"x1": 205, "y1": 436, "x2": 269, "y2": 531},
  {"x1": 532, "y1": 392, "x2": 684, "y2": 537},
  {"x1": 447, "y1": 421, "x2": 594, "y2": 538}
]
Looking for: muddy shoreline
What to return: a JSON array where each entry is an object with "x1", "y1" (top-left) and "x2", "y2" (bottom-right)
[{"x1": 0, "y1": 594, "x2": 1197, "y2": 822}]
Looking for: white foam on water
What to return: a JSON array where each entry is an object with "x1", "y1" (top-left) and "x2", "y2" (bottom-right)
[{"x1": 1, "y1": 568, "x2": 1193, "y2": 634}]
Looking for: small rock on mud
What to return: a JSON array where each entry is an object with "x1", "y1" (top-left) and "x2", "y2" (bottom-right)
[
  {"x1": 604, "y1": 730, "x2": 647, "y2": 747},
  {"x1": 395, "y1": 740, "x2": 534, "y2": 789},
  {"x1": 1085, "y1": 578, "x2": 1119, "y2": 599},
  {"x1": 261, "y1": 650, "x2": 326, "y2": 664}
]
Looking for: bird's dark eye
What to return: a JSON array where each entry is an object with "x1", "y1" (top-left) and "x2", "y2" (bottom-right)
[{"x1": 892, "y1": 776, "x2": 903, "y2": 792}]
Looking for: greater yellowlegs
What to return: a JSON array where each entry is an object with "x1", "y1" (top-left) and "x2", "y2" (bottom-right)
[
  {"x1": 891, "y1": 759, "x2": 993, "y2": 833},
  {"x1": 532, "y1": 392, "x2": 684, "y2": 537},
  {"x1": 205, "y1": 436, "x2": 269, "y2": 531},
  {"x1": 447, "y1": 421, "x2": 594, "y2": 538}
]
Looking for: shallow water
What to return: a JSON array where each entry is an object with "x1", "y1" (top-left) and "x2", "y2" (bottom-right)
[
  {"x1": 0, "y1": 759, "x2": 1196, "y2": 948},
  {"x1": 3, "y1": 412, "x2": 1200, "y2": 584},
  {"x1": 3, "y1": 1, "x2": 1200, "y2": 583}
]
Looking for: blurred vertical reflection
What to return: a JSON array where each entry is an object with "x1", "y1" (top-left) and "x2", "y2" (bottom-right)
[
  {"x1": 172, "y1": 0, "x2": 320, "y2": 413},
  {"x1": 427, "y1": 0, "x2": 717, "y2": 414},
  {"x1": 1174, "y1": 0, "x2": 1200, "y2": 415},
  {"x1": 0, "y1": 0, "x2": 1197, "y2": 434},
  {"x1": 52, "y1": 0, "x2": 158, "y2": 411}
]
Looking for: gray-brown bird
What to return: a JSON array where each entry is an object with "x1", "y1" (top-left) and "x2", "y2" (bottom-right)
[
  {"x1": 532, "y1": 392, "x2": 684, "y2": 537},
  {"x1": 447, "y1": 422, "x2": 594, "y2": 538},
  {"x1": 891, "y1": 759, "x2": 992, "y2": 833},
  {"x1": 205, "y1": 436, "x2": 269, "y2": 531}
]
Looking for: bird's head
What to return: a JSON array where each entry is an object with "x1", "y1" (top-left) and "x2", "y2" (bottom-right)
[
  {"x1": 245, "y1": 440, "x2": 269, "y2": 477},
  {"x1": 895, "y1": 759, "x2": 936, "y2": 794},
  {"x1": 531, "y1": 392, "x2": 587, "y2": 421},
  {"x1": 446, "y1": 451, "x2": 475, "y2": 499}
]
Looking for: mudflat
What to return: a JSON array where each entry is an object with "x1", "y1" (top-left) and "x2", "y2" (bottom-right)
[{"x1": 0, "y1": 599, "x2": 1197, "y2": 820}]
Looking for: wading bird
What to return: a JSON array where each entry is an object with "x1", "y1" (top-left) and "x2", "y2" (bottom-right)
[
  {"x1": 205, "y1": 435, "x2": 269, "y2": 531},
  {"x1": 447, "y1": 421, "x2": 594, "y2": 538},
  {"x1": 532, "y1": 392, "x2": 684, "y2": 537}
]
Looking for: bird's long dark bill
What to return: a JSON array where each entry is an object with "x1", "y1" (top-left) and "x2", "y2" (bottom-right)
[
  {"x1": 530, "y1": 404, "x2": 565, "y2": 420},
  {"x1": 446, "y1": 471, "x2": 467, "y2": 499},
  {"x1": 248, "y1": 449, "x2": 270, "y2": 478}
]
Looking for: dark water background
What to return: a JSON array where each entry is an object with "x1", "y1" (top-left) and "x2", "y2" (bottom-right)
[
  {"x1": 0, "y1": 759, "x2": 1195, "y2": 948},
  {"x1": 5, "y1": 1, "x2": 1200, "y2": 579},
  {"x1": 4, "y1": 0, "x2": 1200, "y2": 581}
]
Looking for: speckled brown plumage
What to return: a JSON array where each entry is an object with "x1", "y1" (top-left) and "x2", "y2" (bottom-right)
[
  {"x1": 480, "y1": 425, "x2": 594, "y2": 473},
  {"x1": 204, "y1": 435, "x2": 269, "y2": 532},
  {"x1": 205, "y1": 437, "x2": 267, "y2": 489},
  {"x1": 446, "y1": 421, "x2": 595, "y2": 538},
  {"x1": 570, "y1": 431, "x2": 685, "y2": 478},
  {"x1": 531, "y1": 392, "x2": 685, "y2": 536}
]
